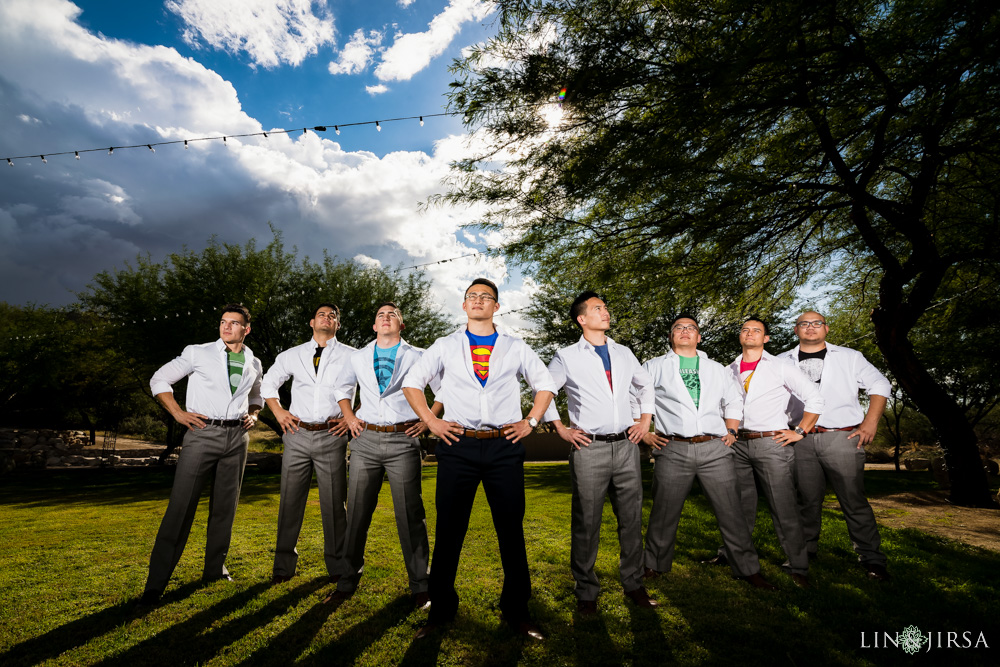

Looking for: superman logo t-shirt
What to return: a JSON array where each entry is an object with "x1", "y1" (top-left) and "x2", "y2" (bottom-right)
[{"x1": 466, "y1": 329, "x2": 499, "y2": 387}]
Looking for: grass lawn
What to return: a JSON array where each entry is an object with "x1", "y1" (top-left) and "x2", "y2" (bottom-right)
[{"x1": 0, "y1": 462, "x2": 996, "y2": 666}]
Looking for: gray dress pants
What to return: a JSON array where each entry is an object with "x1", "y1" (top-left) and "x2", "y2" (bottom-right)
[
  {"x1": 729, "y1": 436, "x2": 809, "y2": 575},
  {"x1": 336, "y1": 429, "x2": 429, "y2": 594},
  {"x1": 569, "y1": 436, "x2": 644, "y2": 602},
  {"x1": 272, "y1": 429, "x2": 348, "y2": 579},
  {"x1": 645, "y1": 438, "x2": 760, "y2": 578},
  {"x1": 794, "y1": 430, "x2": 886, "y2": 565},
  {"x1": 145, "y1": 424, "x2": 248, "y2": 593}
]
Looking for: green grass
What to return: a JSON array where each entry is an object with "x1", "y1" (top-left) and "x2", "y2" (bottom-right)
[{"x1": 0, "y1": 464, "x2": 996, "y2": 666}]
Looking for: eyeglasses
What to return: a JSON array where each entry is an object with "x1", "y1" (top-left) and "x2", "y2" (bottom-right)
[
  {"x1": 672, "y1": 324, "x2": 699, "y2": 332},
  {"x1": 465, "y1": 293, "x2": 497, "y2": 303},
  {"x1": 796, "y1": 320, "x2": 826, "y2": 329}
]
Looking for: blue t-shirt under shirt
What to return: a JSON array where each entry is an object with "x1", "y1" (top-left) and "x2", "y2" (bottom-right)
[
  {"x1": 466, "y1": 330, "x2": 498, "y2": 387},
  {"x1": 594, "y1": 343, "x2": 613, "y2": 390},
  {"x1": 374, "y1": 342, "x2": 401, "y2": 394}
]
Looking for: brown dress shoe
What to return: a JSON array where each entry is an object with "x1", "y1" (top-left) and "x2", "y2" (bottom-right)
[
  {"x1": 322, "y1": 589, "x2": 353, "y2": 604},
  {"x1": 413, "y1": 591, "x2": 431, "y2": 610},
  {"x1": 790, "y1": 573, "x2": 810, "y2": 589},
  {"x1": 701, "y1": 554, "x2": 729, "y2": 567},
  {"x1": 863, "y1": 563, "x2": 891, "y2": 582},
  {"x1": 577, "y1": 599, "x2": 598, "y2": 615},
  {"x1": 741, "y1": 573, "x2": 778, "y2": 590},
  {"x1": 270, "y1": 574, "x2": 293, "y2": 585},
  {"x1": 643, "y1": 567, "x2": 661, "y2": 580},
  {"x1": 625, "y1": 587, "x2": 659, "y2": 608}
]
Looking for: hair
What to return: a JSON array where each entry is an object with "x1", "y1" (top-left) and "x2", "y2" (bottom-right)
[
  {"x1": 569, "y1": 291, "x2": 602, "y2": 329},
  {"x1": 671, "y1": 313, "x2": 699, "y2": 329},
  {"x1": 313, "y1": 302, "x2": 340, "y2": 319},
  {"x1": 743, "y1": 316, "x2": 769, "y2": 335},
  {"x1": 466, "y1": 278, "x2": 499, "y2": 301},
  {"x1": 375, "y1": 300, "x2": 403, "y2": 323},
  {"x1": 797, "y1": 310, "x2": 826, "y2": 323},
  {"x1": 221, "y1": 303, "x2": 251, "y2": 325}
]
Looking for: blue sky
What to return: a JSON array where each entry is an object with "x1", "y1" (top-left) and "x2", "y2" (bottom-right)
[{"x1": 0, "y1": 0, "x2": 537, "y2": 325}]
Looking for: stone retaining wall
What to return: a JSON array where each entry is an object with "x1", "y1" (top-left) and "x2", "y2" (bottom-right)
[{"x1": 0, "y1": 428, "x2": 92, "y2": 473}]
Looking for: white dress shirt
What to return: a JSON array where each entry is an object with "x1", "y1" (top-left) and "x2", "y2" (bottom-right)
[
  {"x1": 642, "y1": 349, "x2": 743, "y2": 437},
  {"x1": 778, "y1": 343, "x2": 891, "y2": 428},
  {"x1": 150, "y1": 339, "x2": 263, "y2": 420},
  {"x1": 334, "y1": 338, "x2": 439, "y2": 425},
  {"x1": 543, "y1": 335, "x2": 653, "y2": 434},
  {"x1": 402, "y1": 325, "x2": 558, "y2": 429},
  {"x1": 261, "y1": 337, "x2": 357, "y2": 422},
  {"x1": 727, "y1": 350, "x2": 824, "y2": 431}
]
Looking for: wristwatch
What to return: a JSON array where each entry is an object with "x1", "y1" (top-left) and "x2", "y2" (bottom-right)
[
  {"x1": 793, "y1": 426, "x2": 806, "y2": 436},
  {"x1": 727, "y1": 428, "x2": 737, "y2": 436},
  {"x1": 527, "y1": 417, "x2": 539, "y2": 429}
]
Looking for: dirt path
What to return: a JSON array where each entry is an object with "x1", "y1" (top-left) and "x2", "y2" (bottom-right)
[{"x1": 867, "y1": 490, "x2": 999, "y2": 552}]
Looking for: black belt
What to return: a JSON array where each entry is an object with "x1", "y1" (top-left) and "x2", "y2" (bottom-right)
[
  {"x1": 590, "y1": 430, "x2": 631, "y2": 442},
  {"x1": 207, "y1": 419, "x2": 242, "y2": 427},
  {"x1": 813, "y1": 425, "x2": 858, "y2": 433}
]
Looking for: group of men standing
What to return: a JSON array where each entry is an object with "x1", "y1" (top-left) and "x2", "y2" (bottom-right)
[{"x1": 138, "y1": 280, "x2": 892, "y2": 641}]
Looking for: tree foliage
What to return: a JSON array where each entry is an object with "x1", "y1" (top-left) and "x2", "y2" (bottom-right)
[{"x1": 443, "y1": 0, "x2": 1000, "y2": 504}]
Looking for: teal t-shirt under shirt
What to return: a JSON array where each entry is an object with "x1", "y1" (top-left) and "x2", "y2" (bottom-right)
[
  {"x1": 374, "y1": 342, "x2": 401, "y2": 394},
  {"x1": 678, "y1": 354, "x2": 700, "y2": 408}
]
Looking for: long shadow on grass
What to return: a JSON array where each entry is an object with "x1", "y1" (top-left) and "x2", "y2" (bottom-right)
[
  {"x1": 298, "y1": 594, "x2": 415, "y2": 666},
  {"x1": 0, "y1": 469, "x2": 282, "y2": 508},
  {"x1": 522, "y1": 463, "x2": 574, "y2": 495},
  {"x1": 572, "y1": 613, "x2": 620, "y2": 666},
  {"x1": 95, "y1": 579, "x2": 323, "y2": 667},
  {"x1": 0, "y1": 581, "x2": 201, "y2": 667}
]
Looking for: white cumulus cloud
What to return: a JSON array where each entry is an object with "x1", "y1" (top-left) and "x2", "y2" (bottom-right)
[
  {"x1": 365, "y1": 84, "x2": 389, "y2": 95},
  {"x1": 166, "y1": 0, "x2": 336, "y2": 68},
  {"x1": 328, "y1": 28, "x2": 382, "y2": 75},
  {"x1": 375, "y1": 0, "x2": 495, "y2": 82}
]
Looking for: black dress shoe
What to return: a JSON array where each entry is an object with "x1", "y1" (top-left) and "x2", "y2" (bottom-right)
[
  {"x1": 138, "y1": 589, "x2": 162, "y2": 606},
  {"x1": 270, "y1": 574, "x2": 293, "y2": 585},
  {"x1": 322, "y1": 589, "x2": 354, "y2": 604},
  {"x1": 701, "y1": 554, "x2": 729, "y2": 567},
  {"x1": 862, "y1": 563, "x2": 891, "y2": 582},
  {"x1": 625, "y1": 587, "x2": 659, "y2": 608},
  {"x1": 790, "y1": 573, "x2": 810, "y2": 589},
  {"x1": 741, "y1": 573, "x2": 778, "y2": 590},
  {"x1": 643, "y1": 567, "x2": 662, "y2": 580},
  {"x1": 413, "y1": 591, "x2": 431, "y2": 610},
  {"x1": 577, "y1": 599, "x2": 597, "y2": 615}
]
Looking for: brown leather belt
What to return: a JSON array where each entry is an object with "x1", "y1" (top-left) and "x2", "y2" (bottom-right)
[
  {"x1": 207, "y1": 419, "x2": 242, "y2": 427},
  {"x1": 590, "y1": 430, "x2": 631, "y2": 442},
  {"x1": 366, "y1": 421, "x2": 417, "y2": 433},
  {"x1": 296, "y1": 420, "x2": 334, "y2": 432},
  {"x1": 813, "y1": 425, "x2": 858, "y2": 433},
  {"x1": 738, "y1": 430, "x2": 782, "y2": 440},
  {"x1": 461, "y1": 425, "x2": 515, "y2": 439},
  {"x1": 667, "y1": 433, "x2": 715, "y2": 443}
]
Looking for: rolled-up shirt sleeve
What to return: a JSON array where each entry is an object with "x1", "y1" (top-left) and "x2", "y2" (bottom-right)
[
  {"x1": 630, "y1": 358, "x2": 655, "y2": 415},
  {"x1": 721, "y1": 373, "x2": 744, "y2": 422},
  {"x1": 260, "y1": 355, "x2": 291, "y2": 400},
  {"x1": 542, "y1": 352, "x2": 568, "y2": 423},
  {"x1": 248, "y1": 361, "x2": 264, "y2": 408},
  {"x1": 402, "y1": 342, "x2": 444, "y2": 392},
  {"x1": 150, "y1": 347, "x2": 195, "y2": 395},
  {"x1": 332, "y1": 361, "x2": 358, "y2": 404},
  {"x1": 856, "y1": 355, "x2": 892, "y2": 398},
  {"x1": 520, "y1": 345, "x2": 558, "y2": 396}
]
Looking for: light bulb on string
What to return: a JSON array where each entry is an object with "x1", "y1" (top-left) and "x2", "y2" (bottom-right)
[
  {"x1": 263, "y1": 131, "x2": 268, "y2": 138},
  {"x1": 75, "y1": 151, "x2": 80, "y2": 160},
  {"x1": 6, "y1": 158, "x2": 12, "y2": 167},
  {"x1": 419, "y1": 116, "x2": 424, "y2": 126},
  {"x1": 147, "y1": 144, "x2": 155, "y2": 153},
  {"x1": 108, "y1": 147, "x2": 114, "y2": 155},
  {"x1": 335, "y1": 126, "x2": 340, "y2": 135},
  {"x1": 376, "y1": 121, "x2": 381, "y2": 132},
  {"x1": 223, "y1": 136, "x2": 227, "y2": 146},
  {"x1": 184, "y1": 140, "x2": 189, "y2": 149},
  {"x1": 40, "y1": 155, "x2": 47, "y2": 163}
]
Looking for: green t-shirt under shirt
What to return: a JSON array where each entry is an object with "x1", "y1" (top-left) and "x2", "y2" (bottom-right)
[
  {"x1": 227, "y1": 351, "x2": 245, "y2": 395},
  {"x1": 678, "y1": 354, "x2": 700, "y2": 408}
]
